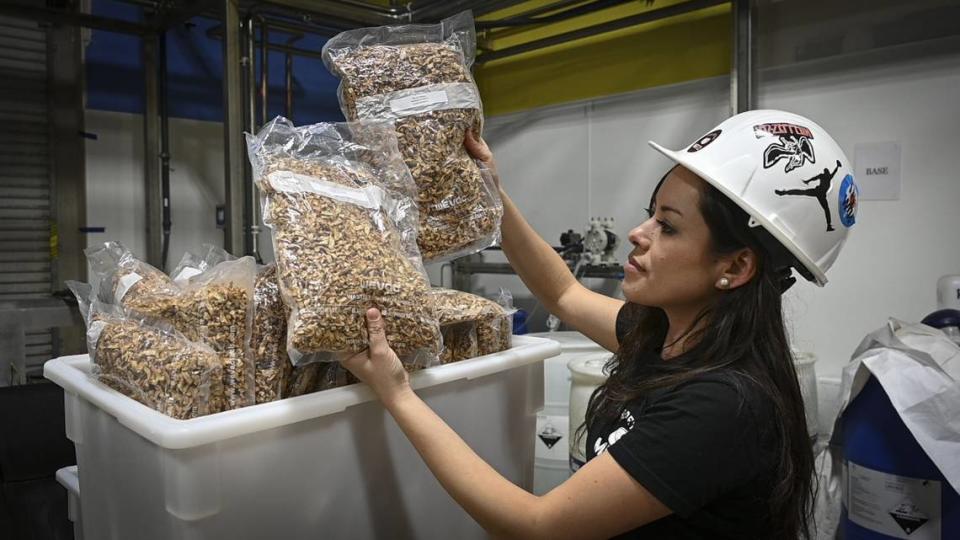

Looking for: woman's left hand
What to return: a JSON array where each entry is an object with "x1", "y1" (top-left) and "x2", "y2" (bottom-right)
[{"x1": 341, "y1": 308, "x2": 412, "y2": 405}]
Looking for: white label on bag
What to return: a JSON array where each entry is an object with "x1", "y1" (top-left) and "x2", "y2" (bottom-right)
[
  {"x1": 267, "y1": 171, "x2": 384, "y2": 210},
  {"x1": 115, "y1": 272, "x2": 143, "y2": 302},
  {"x1": 846, "y1": 461, "x2": 941, "y2": 539},
  {"x1": 390, "y1": 90, "x2": 448, "y2": 115},
  {"x1": 173, "y1": 266, "x2": 202, "y2": 285}
]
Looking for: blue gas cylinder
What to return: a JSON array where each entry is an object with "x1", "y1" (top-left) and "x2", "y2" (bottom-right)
[
  {"x1": 841, "y1": 375, "x2": 959, "y2": 539},
  {"x1": 512, "y1": 308, "x2": 528, "y2": 335}
]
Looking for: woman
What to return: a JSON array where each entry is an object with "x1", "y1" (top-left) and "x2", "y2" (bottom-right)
[{"x1": 342, "y1": 110, "x2": 858, "y2": 539}]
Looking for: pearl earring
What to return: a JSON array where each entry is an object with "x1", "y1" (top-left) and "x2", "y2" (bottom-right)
[{"x1": 718, "y1": 277, "x2": 730, "y2": 289}]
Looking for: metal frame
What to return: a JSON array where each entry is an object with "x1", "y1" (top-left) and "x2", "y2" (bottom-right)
[
  {"x1": 731, "y1": 0, "x2": 755, "y2": 113},
  {"x1": 222, "y1": 0, "x2": 246, "y2": 256},
  {"x1": 1, "y1": 0, "x2": 757, "y2": 272},
  {"x1": 143, "y1": 33, "x2": 164, "y2": 268},
  {"x1": 475, "y1": 0, "x2": 728, "y2": 64}
]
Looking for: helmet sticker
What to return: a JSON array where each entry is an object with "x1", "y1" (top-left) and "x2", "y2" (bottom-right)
[
  {"x1": 774, "y1": 160, "x2": 843, "y2": 232},
  {"x1": 687, "y1": 129, "x2": 722, "y2": 153},
  {"x1": 754, "y1": 123, "x2": 816, "y2": 173},
  {"x1": 838, "y1": 174, "x2": 858, "y2": 228}
]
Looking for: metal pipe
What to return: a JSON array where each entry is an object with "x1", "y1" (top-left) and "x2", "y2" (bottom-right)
[
  {"x1": 0, "y1": 3, "x2": 155, "y2": 35},
  {"x1": 497, "y1": 0, "x2": 588, "y2": 20},
  {"x1": 143, "y1": 33, "x2": 163, "y2": 268},
  {"x1": 476, "y1": 0, "x2": 727, "y2": 64},
  {"x1": 244, "y1": 15, "x2": 262, "y2": 261},
  {"x1": 207, "y1": 25, "x2": 327, "y2": 60},
  {"x1": 260, "y1": 20, "x2": 269, "y2": 126},
  {"x1": 245, "y1": 16, "x2": 257, "y2": 133},
  {"x1": 731, "y1": 0, "x2": 755, "y2": 114},
  {"x1": 159, "y1": 31, "x2": 173, "y2": 270},
  {"x1": 312, "y1": 0, "x2": 413, "y2": 16},
  {"x1": 476, "y1": 0, "x2": 634, "y2": 29},
  {"x1": 284, "y1": 35, "x2": 302, "y2": 120},
  {"x1": 259, "y1": 0, "x2": 401, "y2": 26},
  {"x1": 413, "y1": 0, "x2": 528, "y2": 21},
  {"x1": 250, "y1": 5, "x2": 360, "y2": 33},
  {"x1": 222, "y1": 0, "x2": 245, "y2": 255},
  {"x1": 113, "y1": 0, "x2": 161, "y2": 9}
]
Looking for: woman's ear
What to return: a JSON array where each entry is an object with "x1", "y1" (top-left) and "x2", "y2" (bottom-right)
[{"x1": 716, "y1": 248, "x2": 758, "y2": 290}]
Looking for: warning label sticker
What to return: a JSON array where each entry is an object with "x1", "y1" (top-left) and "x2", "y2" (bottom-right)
[
  {"x1": 535, "y1": 414, "x2": 568, "y2": 460},
  {"x1": 846, "y1": 461, "x2": 941, "y2": 539}
]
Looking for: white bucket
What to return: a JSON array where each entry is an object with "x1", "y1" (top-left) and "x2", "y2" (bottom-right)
[{"x1": 568, "y1": 353, "x2": 611, "y2": 472}]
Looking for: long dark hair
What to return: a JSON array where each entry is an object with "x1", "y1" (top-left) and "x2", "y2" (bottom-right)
[{"x1": 579, "y1": 169, "x2": 814, "y2": 538}]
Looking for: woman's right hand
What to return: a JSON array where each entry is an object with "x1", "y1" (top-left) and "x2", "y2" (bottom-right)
[{"x1": 464, "y1": 130, "x2": 500, "y2": 190}]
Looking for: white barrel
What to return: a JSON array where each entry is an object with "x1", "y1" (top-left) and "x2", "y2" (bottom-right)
[{"x1": 568, "y1": 353, "x2": 611, "y2": 472}]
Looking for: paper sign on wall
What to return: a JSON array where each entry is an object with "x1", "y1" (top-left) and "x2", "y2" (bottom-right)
[{"x1": 855, "y1": 141, "x2": 901, "y2": 200}]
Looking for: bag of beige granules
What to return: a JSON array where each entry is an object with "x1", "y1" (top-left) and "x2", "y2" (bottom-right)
[
  {"x1": 171, "y1": 244, "x2": 236, "y2": 285},
  {"x1": 247, "y1": 117, "x2": 442, "y2": 367},
  {"x1": 175, "y1": 256, "x2": 257, "y2": 411},
  {"x1": 84, "y1": 242, "x2": 256, "y2": 411},
  {"x1": 322, "y1": 11, "x2": 502, "y2": 262},
  {"x1": 180, "y1": 257, "x2": 299, "y2": 404},
  {"x1": 251, "y1": 264, "x2": 292, "y2": 403},
  {"x1": 428, "y1": 287, "x2": 513, "y2": 363},
  {"x1": 67, "y1": 282, "x2": 222, "y2": 420}
]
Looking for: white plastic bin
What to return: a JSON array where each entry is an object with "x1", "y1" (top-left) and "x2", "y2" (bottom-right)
[
  {"x1": 55, "y1": 465, "x2": 83, "y2": 540},
  {"x1": 44, "y1": 336, "x2": 559, "y2": 540}
]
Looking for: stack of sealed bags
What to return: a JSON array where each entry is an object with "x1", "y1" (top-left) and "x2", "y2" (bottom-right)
[
  {"x1": 429, "y1": 288, "x2": 513, "y2": 364},
  {"x1": 69, "y1": 243, "x2": 258, "y2": 419},
  {"x1": 67, "y1": 12, "x2": 519, "y2": 420}
]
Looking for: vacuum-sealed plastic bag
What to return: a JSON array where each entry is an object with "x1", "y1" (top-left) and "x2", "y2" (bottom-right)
[
  {"x1": 251, "y1": 264, "x2": 291, "y2": 403},
  {"x1": 85, "y1": 242, "x2": 256, "y2": 411},
  {"x1": 428, "y1": 287, "x2": 512, "y2": 362},
  {"x1": 171, "y1": 244, "x2": 236, "y2": 285},
  {"x1": 67, "y1": 281, "x2": 221, "y2": 420},
  {"x1": 322, "y1": 11, "x2": 502, "y2": 262},
  {"x1": 175, "y1": 256, "x2": 257, "y2": 411},
  {"x1": 246, "y1": 117, "x2": 441, "y2": 366},
  {"x1": 86, "y1": 241, "x2": 180, "y2": 321},
  {"x1": 440, "y1": 323, "x2": 478, "y2": 364},
  {"x1": 91, "y1": 315, "x2": 221, "y2": 419}
]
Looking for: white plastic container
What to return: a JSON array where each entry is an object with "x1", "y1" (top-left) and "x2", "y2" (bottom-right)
[
  {"x1": 568, "y1": 353, "x2": 611, "y2": 471},
  {"x1": 527, "y1": 332, "x2": 607, "y2": 493},
  {"x1": 55, "y1": 465, "x2": 83, "y2": 540},
  {"x1": 43, "y1": 336, "x2": 559, "y2": 540}
]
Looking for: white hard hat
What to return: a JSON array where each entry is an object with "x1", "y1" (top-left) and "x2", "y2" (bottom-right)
[{"x1": 649, "y1": 109, "x2": 858, "y2": 286}]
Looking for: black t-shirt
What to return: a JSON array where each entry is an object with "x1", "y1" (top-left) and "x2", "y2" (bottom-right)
[{"x1": 584, "y1": 305, "x2": 779, "y2": 539}]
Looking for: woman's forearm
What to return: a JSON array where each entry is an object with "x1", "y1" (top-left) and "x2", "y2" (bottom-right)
[
  {"x1": 498, "y1": 188, "x2": 579, "y2": 315},
  {"x1": 385, "y1": 387, "x2": 539, "y2": 538}
]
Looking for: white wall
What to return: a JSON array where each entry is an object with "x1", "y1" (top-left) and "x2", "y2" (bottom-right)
[
  {"x1": 85, "y1": 110, "x2": 225, "y2": 272},
  {"x1": 478, "y1": 50, "x2": 960, "y2": 377},
  {"x1": 761, "y1": 51, "x2": 960, "y2": 375}
]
